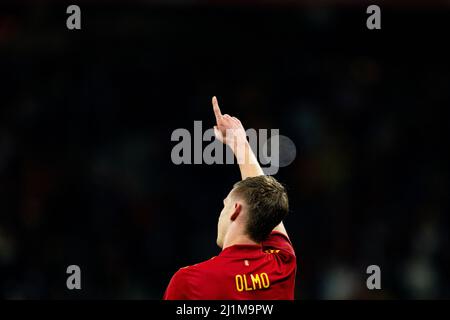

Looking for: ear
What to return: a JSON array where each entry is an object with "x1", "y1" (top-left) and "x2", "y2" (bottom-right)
[{"x1": 230, "y1": 203, "x2": 242, "y2": 221}]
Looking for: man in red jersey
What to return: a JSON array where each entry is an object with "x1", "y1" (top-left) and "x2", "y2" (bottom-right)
[{"x1": 164, "y1": 96, "x2": 296, "y2": 300}]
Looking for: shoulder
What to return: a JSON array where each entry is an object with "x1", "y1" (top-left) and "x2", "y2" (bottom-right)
[
  {"x1": 164, "y1": 256, "x2": 223, "y2": 300},
  {"x1": 262, "y1": 231, "x2": 296, "y2": 257},
  {"x1": 173, "y1": 256, "x2": 220, "y2": 279}
]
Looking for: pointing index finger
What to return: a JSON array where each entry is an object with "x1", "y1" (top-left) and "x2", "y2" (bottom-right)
[{"x1": 212, "y1": 96, "x2": 222, "y2": 123}]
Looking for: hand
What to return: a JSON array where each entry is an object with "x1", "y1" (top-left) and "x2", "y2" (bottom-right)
[{"x1": 212, "y1": 96, "x2": 247, "y2": 151}]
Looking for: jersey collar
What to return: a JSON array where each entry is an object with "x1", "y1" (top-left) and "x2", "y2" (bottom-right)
[{"x1": 219, "y1": 243, "x2": 263, "y2": 258}]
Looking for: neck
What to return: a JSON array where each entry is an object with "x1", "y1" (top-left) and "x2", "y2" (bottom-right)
[{"x1": 222, "y1": 234, "x2": 259, "y2": 249}]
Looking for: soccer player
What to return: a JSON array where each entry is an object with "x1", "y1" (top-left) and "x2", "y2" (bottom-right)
[{"x1": 163, "y1": 97, "x2": 296, "y2": 300}]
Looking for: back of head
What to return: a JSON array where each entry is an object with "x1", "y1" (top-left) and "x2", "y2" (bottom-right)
[{"x1": 232, "y1": 176, "x2": 289, "y2": 243}]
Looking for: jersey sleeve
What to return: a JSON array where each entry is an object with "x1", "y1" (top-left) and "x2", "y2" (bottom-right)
[
  {"x1": 163, "y1": 268, "x2": 193, "y2": 300},
  {"x1": 262, "y1": 231, "x2": 296, "y2": 257}
]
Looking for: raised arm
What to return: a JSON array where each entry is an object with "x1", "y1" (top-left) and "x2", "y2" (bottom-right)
[
  {"x1": 212, "y1": 96, "x2": 263, "y2": 180},
  {"x1": 211, "y1": 96, "x2": 288, "y2": 237}
]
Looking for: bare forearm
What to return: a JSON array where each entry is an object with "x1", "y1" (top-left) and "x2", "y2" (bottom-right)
[{"x1": 232, "y1": 138, "x2": 264, "y2": 180}]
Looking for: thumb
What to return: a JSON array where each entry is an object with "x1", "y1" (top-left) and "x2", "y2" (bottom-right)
[{"x1": 214, "y1": 126, "x2": 224, "y2": 142}]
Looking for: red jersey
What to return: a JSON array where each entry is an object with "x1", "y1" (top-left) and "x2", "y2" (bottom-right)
[{"x1": 163, "y1": 231, "x2": 296, "y2": 300}]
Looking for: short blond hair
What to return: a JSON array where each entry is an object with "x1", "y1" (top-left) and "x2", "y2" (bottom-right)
[{"x1": 233, "y1": 176, "x2": 289, "y2": 242}]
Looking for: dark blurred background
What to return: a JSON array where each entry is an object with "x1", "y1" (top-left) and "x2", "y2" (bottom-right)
[{"x1": 0, "y1": 0, "x2": 449, "y2": 299}]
